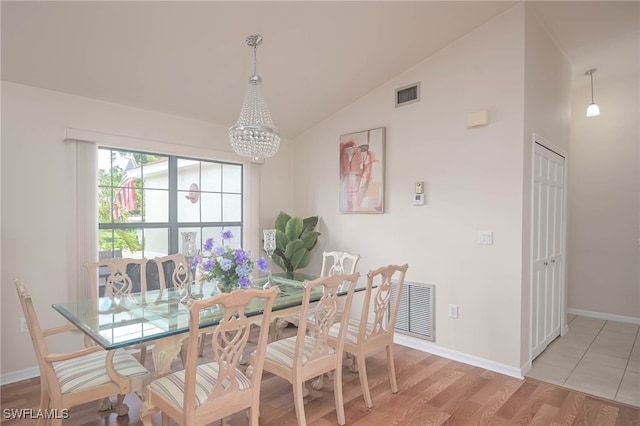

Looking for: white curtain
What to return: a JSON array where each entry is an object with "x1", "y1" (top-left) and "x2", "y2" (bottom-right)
[{"x1": 65, "y1": 139, "x2": 98, "y2": 302}]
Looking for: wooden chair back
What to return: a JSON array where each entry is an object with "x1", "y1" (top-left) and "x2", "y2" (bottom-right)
[
  {"x1": 320, "y1": 251, "x2": 360, "y2": 277},
  {"x1": 359, "y1": 264, "x2": 409, "y2": 342},
  {"x1": 272, "y1": 251, "x2": 360, "y2": 342},
  {"x1": 84, "y1": 257, "x2": 148, "y2": 299},
  {"x1": 14, "y1": 279, "x2": 55, "y2": 395},
  {"x1": 182, "y1": 287, "x2": 278, "y2": 423},
  {"x1": 261, "y1": 272, "x2": 359, "y2": 425},
  {"x1": 154, "y1": 254, "x2": 193, "y2": 291},
  {"x1": 295, "y1": 273, "x2": 359, "y2": 370},
  {"x1": 325, "y1": 264, "x2": 409, "y2": 408},
  {"x1": 14, "y1": 279, "x2": 151, "y2": 418}
]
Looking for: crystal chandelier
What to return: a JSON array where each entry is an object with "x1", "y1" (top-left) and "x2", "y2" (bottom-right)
[{"x1": 229, "y1": 35, "x2": 280, "y2": 159}]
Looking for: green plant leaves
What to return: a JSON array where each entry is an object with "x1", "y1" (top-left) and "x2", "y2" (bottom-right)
[
  {"x1": 273, "y1": 212, "x2": 321, "y2": 273},
  {"x1": 302, "y1": 216, "x2": 318, "y2": 234},
  {"x1": 285, "y1": 216, "x2": 303, "y2": 241},
  {"x1": 301, "y1": 231, "x2": 320, "y2": 250},
  {"x1": 275, "y1": 211, "x2": 291, "y2": 232},
  {"x1": 275, "y1": 230, "x2": 289, "y2": 252}
]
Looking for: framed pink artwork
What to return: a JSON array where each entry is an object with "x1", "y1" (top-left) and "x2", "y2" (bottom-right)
[{"x1": 339, "y1": 127, "x2": 385, "y2": 213}]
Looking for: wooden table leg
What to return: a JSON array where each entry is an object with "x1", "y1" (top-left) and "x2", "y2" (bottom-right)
[{"x1": 152, "y1": 334, "x2": 189, "y2": 377}]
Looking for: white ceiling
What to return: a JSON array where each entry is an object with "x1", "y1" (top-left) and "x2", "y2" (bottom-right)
[{"x1": 2, "y1": 1, "x2": 638, "y2": 138}]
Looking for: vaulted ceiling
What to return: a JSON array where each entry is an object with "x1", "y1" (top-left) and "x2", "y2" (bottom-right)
[{"x1": 2, "y1": 1, "x2": 638, "y2": 138}]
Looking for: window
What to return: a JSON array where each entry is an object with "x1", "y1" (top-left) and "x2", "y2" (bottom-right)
[{"x1": 98, "y1": 148, "x2": 244, "y2": 259}]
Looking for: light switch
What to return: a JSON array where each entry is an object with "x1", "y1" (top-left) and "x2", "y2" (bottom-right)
[
  {"x1": 478, "y1": 231, "x2": 493, "y2": 245},
  {"x1": 415, "y1": 181, "x2": 424, "y2": 194}
]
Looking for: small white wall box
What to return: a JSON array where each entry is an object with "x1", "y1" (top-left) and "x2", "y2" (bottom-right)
[{"x1": 466, "y1": 109, "x2": 489, "y2": 128}]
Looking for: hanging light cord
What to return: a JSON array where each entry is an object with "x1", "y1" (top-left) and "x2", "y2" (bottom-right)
[{"x1": 590, "y1": 72, "x2": 595, "y2": 103}]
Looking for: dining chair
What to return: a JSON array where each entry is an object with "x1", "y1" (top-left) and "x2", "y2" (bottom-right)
[
  {"x1": 84, "y1": 257, "x2": 149, "y2": 299},
  {"x1": 154, "y1": 253, "x2": 198, "y2": 364},
  {"x1": 274, "y1": 251, "x2": 360, "y2": 340},
  {"x1": 327, "y1": 264, "x2": 408, "y2": 408},
  {"x1": 141, "y1": 287, "x2": 278, "y2": 426},
  {"x1": 84, "y1": 257, "x2": 150, "y2": 364},
  {"x1": 14, "y1": 279, "x2": 151, "y2": 425},
  {"x1": 154, "y1": 253, "x2": 193, "y2": 292},
  {"x1": 155, "y1": 254, "x2": 216, "y2": 358},
  {"x1": 258, "y1": 272, "x2": 359, "y2": 426}
]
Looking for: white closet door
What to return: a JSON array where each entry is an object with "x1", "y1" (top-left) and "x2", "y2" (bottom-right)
[{"x1": 532, "y1": 143, "x2": 565, "y2": 359}]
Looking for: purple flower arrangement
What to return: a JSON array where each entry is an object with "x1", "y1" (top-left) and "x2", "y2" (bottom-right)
[{"x1": 192, "y1": 230, "x2": 268, "y2": 290}]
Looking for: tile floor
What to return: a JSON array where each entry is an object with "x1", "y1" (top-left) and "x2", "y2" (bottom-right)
[{"x1": 527, "y1": 314, "x2": 640, "y2": 407}]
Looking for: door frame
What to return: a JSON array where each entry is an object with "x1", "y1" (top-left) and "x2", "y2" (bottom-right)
[{"x1": 528, "y1": 133, "x2": 569, "y2": 366}]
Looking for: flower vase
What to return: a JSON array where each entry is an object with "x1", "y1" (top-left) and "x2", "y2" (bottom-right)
[{"x1": 216, "y1": 279, "x2": 238, "y2": 294}]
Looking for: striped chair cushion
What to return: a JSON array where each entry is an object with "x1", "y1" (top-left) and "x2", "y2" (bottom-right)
[
  {"x1": 147, "y1": 362, "x2": 251, "y2": 409},
  {"x1": 54, "y1": 349, "x2": 149, "y2": 394},
  {"x1": 265, "y1": 336, "x2": 336, "y2": 369},
  {"x1": 328, "y1": 320, "x2": 374, "y2": 345}
]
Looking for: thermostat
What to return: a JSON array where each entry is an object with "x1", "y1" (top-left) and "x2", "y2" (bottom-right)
[{"x1": 414, "y1": 181, "x2": 425, "y2": 205}]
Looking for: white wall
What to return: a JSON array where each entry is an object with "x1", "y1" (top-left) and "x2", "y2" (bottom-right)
[
  {"x1": 520, "y1": 3, "x2": 573, "y2": 367},
  {"x1": 293, "y1": 5, "x2": 528, "y2": 370},
  {"x1": 0, "y1": 82, "x2": 294, "y2": 378},
  {"x1": 568, "y1": 72, "x2": 640, "y2": 319}
]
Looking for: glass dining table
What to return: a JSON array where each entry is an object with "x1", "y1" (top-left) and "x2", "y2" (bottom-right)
[{"x1": 52, "y1": 272, "x2": 362, "y2": 377}]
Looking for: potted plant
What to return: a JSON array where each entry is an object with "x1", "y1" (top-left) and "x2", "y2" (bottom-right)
[{"x1": 272, "y1": 211, "x2": 320, "y2": 276}]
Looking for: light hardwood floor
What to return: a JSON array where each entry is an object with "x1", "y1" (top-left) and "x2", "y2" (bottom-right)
[{"x1": 1, "y1": 344, "x2": 639, "y2": 425}]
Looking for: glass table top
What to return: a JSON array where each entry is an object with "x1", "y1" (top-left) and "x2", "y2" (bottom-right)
[{"x1": 52, "y1": 273, "x2": 362, "y2": 350}]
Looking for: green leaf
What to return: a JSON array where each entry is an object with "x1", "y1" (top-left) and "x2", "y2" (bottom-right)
[
  {"x1": 302, "y1": 216, "x2": 319, "y2": 234},
  {"x1": 284, "y1": 239, "x2": 305, "y2": 260},
  {"x1": 115, "y1": 230, "x2": 142, "y2": 251},
  {"x1": 301, "y1": 231, "x2": 320, "y2": 250},
  {"x1": 296, "y1": 250, "x2": 311, "y2": 269},
  {"x1": 275, "y1": 211, "x2": 291, "y2": 232},
  {"x1": 285, "y1": 216, "x2": 303, "y2": 241},
  {"x1": 275, "y1": 230, "x2": 289, "y2": 252},
  {"x1": 290, "y1": 248, "x2": 310, "y2": 270}
]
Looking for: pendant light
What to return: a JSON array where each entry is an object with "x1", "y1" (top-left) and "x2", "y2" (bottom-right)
[
  {"x1": 585, "y1": 69, "x2": 600, "y2": 118},
  {"x1": 229, "y1": 35, "x2": 280, "y2": 159}
]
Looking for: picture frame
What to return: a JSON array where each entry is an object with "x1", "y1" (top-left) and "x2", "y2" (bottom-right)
[{"x1": 339, "y1": 127, "x2": 385, "y2": 213}]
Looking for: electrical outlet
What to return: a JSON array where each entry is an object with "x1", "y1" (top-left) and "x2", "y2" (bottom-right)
[
  {"x1": 20, "y1": 317, "x2": 28, "y2": 333},
  {"x1": 448, "y1": 304, "x2": 459, "y2": 319}
]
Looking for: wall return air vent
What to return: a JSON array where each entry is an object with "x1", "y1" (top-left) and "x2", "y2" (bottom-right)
[
  {"x1": 389, "y1": 280, "x2": 435, "y2": 341},
  {"x1": 395, "y1": 82, "x2": 420, "y2": 107}
]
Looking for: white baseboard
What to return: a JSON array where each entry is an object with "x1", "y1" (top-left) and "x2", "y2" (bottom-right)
[
  {"x1": 568, "y1": 308, "x2": 640, "y2": 325},
  {"x1": 394, "y1": 334, "x2": 524, "y2": 379},
  {"x1": 1, "y1": 366, "x2": 40, "y2": 386}
]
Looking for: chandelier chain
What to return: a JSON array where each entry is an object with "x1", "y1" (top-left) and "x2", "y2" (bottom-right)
[{"x1": 253, "y1": 43, "x2": 258, "y2": 76}]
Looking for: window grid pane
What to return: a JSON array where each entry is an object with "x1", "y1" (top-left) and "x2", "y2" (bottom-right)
[{"x1": 98, "y1": 148, "x2": 243, "y2": 256}]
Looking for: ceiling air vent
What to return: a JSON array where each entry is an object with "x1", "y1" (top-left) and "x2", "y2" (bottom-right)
[{"x1": 395, "y1": 82, "x2": 420, "y2": 107}]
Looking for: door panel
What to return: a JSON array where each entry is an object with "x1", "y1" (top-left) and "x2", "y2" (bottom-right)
[{"x1": 532, "y1": 142, "x2": 565, "y2": 359}]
